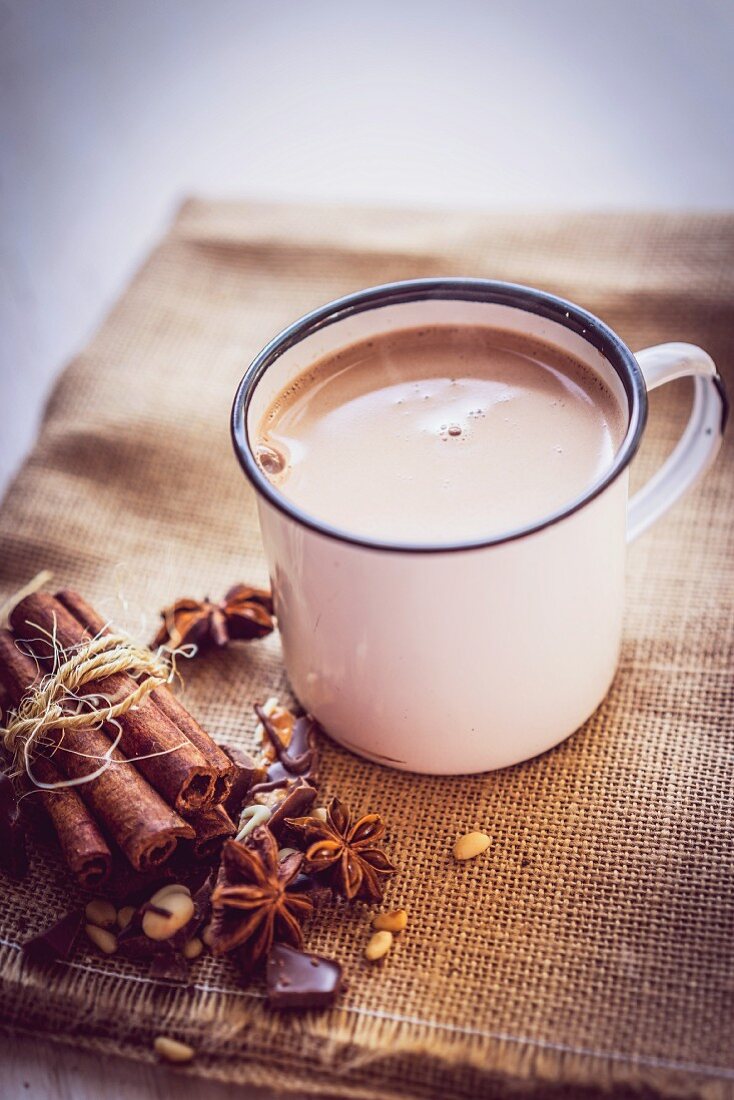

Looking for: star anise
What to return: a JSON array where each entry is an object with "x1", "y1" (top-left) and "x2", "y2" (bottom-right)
[
  {"x1": 153, "y1": 583, "x2": 274, "y2": 651},
  {"x1": 209, "y1": 828, "x2": 312, "y2": 969},
  {"x1": 287, "y1": 797, "x2": 397, "y2": 904}
]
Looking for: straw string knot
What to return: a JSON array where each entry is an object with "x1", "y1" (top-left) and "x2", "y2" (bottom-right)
[{"x1": 1, "y1": 631, "x2": 172, "y2": 761}]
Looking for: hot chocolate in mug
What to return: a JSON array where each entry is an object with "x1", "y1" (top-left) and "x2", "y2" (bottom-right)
[{"x1": 231, "y1": 280, "x2": 727, "y2": 774}]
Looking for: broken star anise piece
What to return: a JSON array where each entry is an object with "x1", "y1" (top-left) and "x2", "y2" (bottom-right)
[
  {"x1": 153, "y1": 584, "x2": 274, "y2": 652},
  {"x1": 286, "y1": 797, "x2": 397, "y2": 905},
  {"x1": 223, "y1": 584, "x2": 275, "y2": 641},
  {"x1": 209, "y1": 827, "x2": 312, "y2": 969}
]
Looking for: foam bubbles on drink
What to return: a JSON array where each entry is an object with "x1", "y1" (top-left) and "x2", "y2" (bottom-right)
[{"x1": 256, "y1": 444, "x2": 287, "y2": 477}]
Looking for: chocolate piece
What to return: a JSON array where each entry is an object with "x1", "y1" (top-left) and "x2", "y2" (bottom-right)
[
  {"x1": 149, "y1": 949, "x2": 190, "y2": 984},
  {"x1": 250, "y1": 762, "x2": 319, "y2": 803},
  {"x1": 220, "y1": 743, "x2": 266, "y2": 818},
  {"x1": 117, "y1": 926, "x2": 185, "y2": 979},
  {"x1": 268, "y1": 778, "x2": 317, "y2": 843},
  {"x1": 249, "y1": 709, "x2": 320, "y2": 805},
  {"x1": 117, "y1": 928, "x2": 160, "y2": 961},
  {"x1": 255, "y1": 708, "x2": 319, "y2": 778},
  {"x1": 23, "y1": 909, "x2": 84, "y2": 964},
  {"x1": 117, "y1": 910, "x2": 183, "y2": 965},
  {"x1": 118, "y1": 899, "x2": 172, "y2": 960},
  {"x1": 0, "y1": 771, "x2": 28, "y2": 880},
  {"x1": 266, "y1": 943, "x2": 343, "y2": 1009},
  {"x1": 117, "y1": 904, "x2": 160, "y2": 960},
  {"x1": 118, "y1": 870, "x2": 214, "y2": 960},
  {"x1": 250, "y1": 764, "x2": 291, "y2": 794}
]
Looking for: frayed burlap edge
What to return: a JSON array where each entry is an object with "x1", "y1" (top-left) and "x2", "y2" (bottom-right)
[{"x1": 1, "y1": 944, "x2": 730, "y2": 1100}]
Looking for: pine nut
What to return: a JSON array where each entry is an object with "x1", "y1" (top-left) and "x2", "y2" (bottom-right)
[
  {"x1": 153, "y1": 1036, "x2": 195, "y2": 1064},
  {"x1": 373, "y1": 909, "x2": 408, "y2": 933},
  {"x1": 142, "y1": 891, "x2": 195, "y2": 941},
  {"x1": 84, "y1": 898, "x2": 117, "y2": 929},
  {"x1": 85, "y1": 923, "x2": 117, "y2": 954},
  {"x1": 201, "y1": 922, "x2": 215, "y2": 948},
  {"x1": 312, "y1": 807, "x2": 328, "y2": 822},
  {"x1": 149, "y1": 883, "x2": 191, "y2": 908},
  {"x1": 182, "y1": 937, "x2": 203, "y2": 960},
  {"x1": 365, "y1": 930, "x2": 393, "y2": 961},
  {"x1": 117, "y1": 906, "x2": 135, "y2": 930},
  {"x1": 453, "y1": 831, "x2": 491, "y2": 861}
]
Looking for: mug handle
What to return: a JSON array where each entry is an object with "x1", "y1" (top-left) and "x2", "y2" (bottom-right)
[{"x1": 627, "y1": 343, "x2": 728, "y2": 542}]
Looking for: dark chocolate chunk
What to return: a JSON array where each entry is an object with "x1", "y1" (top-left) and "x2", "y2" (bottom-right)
[
  {"x1": 251, "y1": 763, "x2": 291, "y2": 794},
  {"x1": 249, "y1": 710, "x2": 321, "y2": 803},
  {"x1": 23, "y1": 909, "x2": 84, "y2": 964},
  {"x1": 117, "y1": 870, "x2": 214, "y2": 960},
  {"x1": 266, "y1": 943, "x2": 343, "y2": 1009},
  {"x1": 149, "y1": 949, "x2": 190, "y2": 984},
  {"x1": 288, "y1": 715, "x2": 321, "y2": 779},
  {"x1": 117, "y1": 902, "x2": 163, "y2": 960},
  {"x1": 254, "y1": 708, "x2": 319, "y2": 778},
  {"x1": 117, "y1": 916, "x2": 189, "y2": 979},
  {"x1": 117, "y1": 926, "x2": 161, "y2": 961},
  {"x1": 0, "y1": 771, "x2": 28, "y2": 880},
  {"x1": 117, "y1": 921, "x2": 176, "y2": 966},
  {"x1": 268, "y1": 778, "x2": 317, "y2": 843}
]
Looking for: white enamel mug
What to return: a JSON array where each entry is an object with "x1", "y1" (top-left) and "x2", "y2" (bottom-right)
[{"x1": 232, "y1": 280, "x2": 727, "y2": 774}]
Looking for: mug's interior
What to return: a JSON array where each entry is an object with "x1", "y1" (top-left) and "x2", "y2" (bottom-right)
[
  {"x1": 246, "y1": 299, "x2": 630, "y2": 445},
  {"x1": 234, "y1": 285, "x2": 645, "y2": 551}
]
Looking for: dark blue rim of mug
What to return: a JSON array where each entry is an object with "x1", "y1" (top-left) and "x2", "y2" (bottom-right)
[{"x1": 231, "y1": 278, "x2": 648, "y2": 554}]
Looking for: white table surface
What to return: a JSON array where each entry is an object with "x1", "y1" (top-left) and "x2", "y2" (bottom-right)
[{"x1": 1, "y1": 1, "x2": 732, "y2": 1095}]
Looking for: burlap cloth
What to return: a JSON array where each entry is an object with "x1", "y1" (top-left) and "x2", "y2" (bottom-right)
[{"x1": 0, "y1": 203, "x2": 732, "y2": 1100}]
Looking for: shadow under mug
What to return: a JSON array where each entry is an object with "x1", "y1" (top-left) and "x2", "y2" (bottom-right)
[{"x1": 231, "y1": 280, "x2": 727, "y2": 774}]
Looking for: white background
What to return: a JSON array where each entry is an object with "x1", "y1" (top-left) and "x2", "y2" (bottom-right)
[{"x1": 1, "y1": 0, "x2": 733, "y2": 493}]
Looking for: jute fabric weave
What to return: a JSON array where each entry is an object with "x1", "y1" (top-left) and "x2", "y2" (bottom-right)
[{"x1": 0, "y1": 203, "x2": 732, "y2": 1099}]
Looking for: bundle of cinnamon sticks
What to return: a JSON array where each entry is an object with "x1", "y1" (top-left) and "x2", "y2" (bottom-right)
[{"x1": 0, "y1": 589, "x2": 239, "y2": 890}]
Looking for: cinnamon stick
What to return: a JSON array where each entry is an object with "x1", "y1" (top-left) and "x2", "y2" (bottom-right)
[
  {"x1": 10, "y1": 592, "x2": 217, "y2": 812},
  {"x1": 185, "y1": 803, "x2": 236, "y2": 860},
  {"x1": 29, "y1": 754, "x2": 112, "y2": 889},
  {"x1": 150, "y1": 687, "x2": 234, "y2": 803},
  {"x1": 56, "y1": 589, "x2": 235, "y2": 804},
  {"x1": 0, "y1": 629, "x2": 194, "y2": 872}
]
